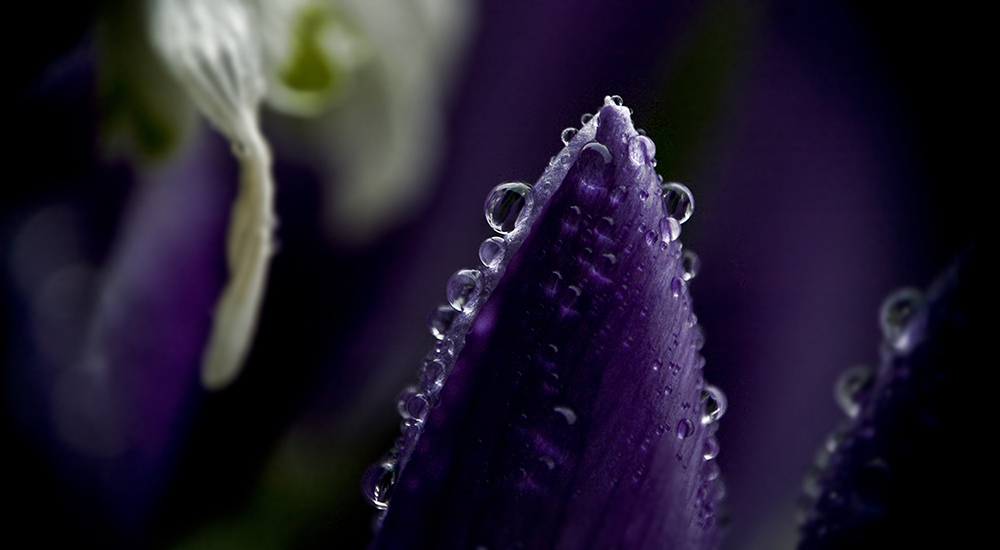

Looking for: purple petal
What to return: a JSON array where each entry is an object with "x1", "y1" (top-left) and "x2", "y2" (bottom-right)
[
  {"x1": 371, "y1": 99, "x2": 723, "y2": 549},
  {"x1": 797, "y1": 246, "x2": 985, "y2": 549}
]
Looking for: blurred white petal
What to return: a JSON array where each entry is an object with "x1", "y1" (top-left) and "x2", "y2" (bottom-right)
[{"x1": 149, "y1": 0, "x2": 275, "y2": 389}]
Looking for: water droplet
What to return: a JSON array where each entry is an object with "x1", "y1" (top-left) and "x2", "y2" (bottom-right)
[
  {"x1": 692, "y1": 328, "x2": 706, "y2": 351},
  {"x1": 580, "y1": 141, "x2": 613, "y2": 165},
  {"x1": 396, "y1": 385, "x2": 419, "y2": 418},
  {"x1": 595, "y1": 216, "x2": 615, "y2": 237},
  {"x1": 561, "y1": 127, "x2": 578, "y2": 145},
  {"x1": 659, "y1": 216, "x2": 681, "y2": 242},
  {"x1": 553, "y1": 405, "x2": 577, "y2": 425},
  {"x1": 446, "y1": 269, "x2": 483, "y2": 311},
  {"x1": 543, "y1": 270, "x2": 563, "y2": 296},
  {"x1": 558, "y1": 285, "x2": 582, "y2": 309},
  {"x1": 638, "y1": 188, "x2": 649, "y2": 201},
  {"x1": 609, "y1": 94, "x2": 624, "y2": 106},
  {"x1": 538, "y1": 343, "x2": 559, "y2": 363},
  {"x1": 405, "y1": 392, "x2": 430, "y2": 420},
  {"x1": 628, "y1": 134, "x2": 657, "y2": 166},
  {"x1": 676, "y1": 418, "x2": 694, "y2": 439},
  {"x1": 580, "y1": 113, "x2": 593, "y2": 125},
  {"x1": 682, "y1": 249, "x2": 701, "y2": 281},
  {"x1": 700, "y1": 385, "x2": 727, "y2": 425},
  {"x1": 671, "y1": 276, "x2": 684, "y2": 297},
  {"x1": 428, "y1": 304, "x2": 457, "y2": 340},
  {"x1": 660, "y1": 182, "x2": 694, "y2": 224},
  {"x1": 478, "y1": 236, "x2": 506, "y2": 268},
  {"x1": 595, "y1": 253, "x2": 617, "y2": 277},
  {"x1": 834, "y1": 364, "x2": 874, "y2": 419},
  {"x1": 420, "y1": 359, "x2": 447, "y2": 392},
  {"x1": 703, "y1": 437, "x2": 720, "y2": 461},
  {"x1": 485, "y1": 182, "x2": 533, "y2": 234},
  {"x1": 645, "y1": 230, "x2": 658, "y2": 246},
  {"x1": 362, "y1": 459, "x2": 396, "y2": 510},
  {"x1": 879, "y1": 287, "x2": 924, "y2": 351}
]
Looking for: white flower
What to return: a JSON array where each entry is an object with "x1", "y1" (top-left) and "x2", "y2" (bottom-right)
[{"x1": 146, "y1": 0, "x2": 471, "y2": 388}]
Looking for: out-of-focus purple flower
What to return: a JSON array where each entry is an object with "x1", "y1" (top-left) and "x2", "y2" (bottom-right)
[
  {"x1": 797, "y1": 245, "x2": 985, "y2": 549},
  {"x1": 369, "y1": 98, "x2": 724, "y2": 549}
]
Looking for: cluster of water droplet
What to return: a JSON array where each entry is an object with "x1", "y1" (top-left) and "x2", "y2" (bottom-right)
[
  {"x1": 364, "y1": 96, "x2": 721, "y2": 525},
  {"x1": 363, "y1": 103, "x2": 617, "y2": 515},
  {"x1": 797, "y1": 285, "x2": 927, "y2": 525}
]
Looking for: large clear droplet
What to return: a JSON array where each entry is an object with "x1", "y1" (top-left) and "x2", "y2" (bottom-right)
[
  {"x1": 609, "y1": 94, "x2": 624, "y2": 106},
  {"x1": 700, "y1": 385, "x2": 727, "y2": 425},
  {"x1": 560, "y1": 127, "x2": 578, "y2": 145},
  {"x1": 703, "y1": 436, "x2": 720, "y2": 460},
  {"x1": 879, "y1": 287, "x2": 924, "y2": 351},
  {"x1": 446, "y1": 268, "x2": 483, "y2": 311},
  {"x1": 405, "y1": 392, "x2": 430, "y2": 420},
  {"x1": 396, "y1": 385, "x2": 419, "y2": 418},
  {"x1": 580, "y1": 113, "x2": 594, "y2": 125},
  {"x1": 681, "y1": 249, "x2": 701, "y2": 281},
  {"x1": 362, "y1": 459, "x2": 396, "y2": 510},
  {"x1": 628, "y1": 134, "x2": 657, "y2": 166},
  {"x1": 579, "y1": 141, "x2": 613, "y2": 167},
  {"x1": 478, "y1": 236, "x2": 506, "y2": 268},
  {"x1": 660, "y1": 182, "x2": 694, "y2": 224},
  {"x1": 834, "y1": 364, "x2": 874, "y2": 419},
  {"x1": 419, "y1": 358, "x2": 447, "y2": 393},
  {"x1": 485, "y1": 182, "x2": 533, "y2": 234},
  {"x1": 428, "y1": 304, "x2": 457, "y2": 340}
]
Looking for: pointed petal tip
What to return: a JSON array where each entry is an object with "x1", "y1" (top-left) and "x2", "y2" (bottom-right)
[{"x1": 370, "y1": 96, "x2": 723, "y2": 549}]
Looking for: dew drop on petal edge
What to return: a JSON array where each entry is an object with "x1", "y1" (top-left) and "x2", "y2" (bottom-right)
[
  {"x1": 700, "y1": 385, "x2": 727, "y2": 425},
  {"x1": 660, "y1": 182, "x2": 695, "y2": 224},
  {"x1": 362, "y1": 459, "x2": 397, "y2": 510},
  {"x1": 419, "y1": 359, "x2": 447, "y2": 393},
  {"x1": 878, "y1": 286, "x2": 924, "y2": 350},
  {"x1": 682, "y1": 249, "x2": 701, "y2": 281},
  {"x1": 703, "y1": 436, "x2": 720, "y2": 460},
  {"x1": 405, "y1": 392, "x2": 430, "y2": 421},
  {"x1": 428, "y1": 304, "x2": 457, "y2": 340},
  {"x1": 659, "y1": 216, "x2": 681, "y2": 243},
  {"x1": 834, "y1": 364, "x2": 874, "y2": 419},
  {"x1": 628, "y1": 134, "x2": 657, "y2": 166},
  {"x1": 485, "y1": 182, "x2": 533, "y2": 234},
  {"x1": 561, "y1": 127, "x2": 578, "y2": 145},
  {"x1": 446, "y1": 268, "x2": 483, "y2": 311},
  {"x1": 396, "y1": 385, "x2": 420, "y2": 418},
  {"x1": 478, "y1": 236, "x2": 506, "y2": 268}
]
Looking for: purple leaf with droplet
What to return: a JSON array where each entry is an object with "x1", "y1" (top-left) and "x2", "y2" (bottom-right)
[{"x1": 370, "y1": 98, "x2": 724, "y2": 549}]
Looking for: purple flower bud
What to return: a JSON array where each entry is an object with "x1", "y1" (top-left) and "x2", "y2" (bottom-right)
[{"x1": 370, "y1": 98, "x2": 724, "y2": 549}]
